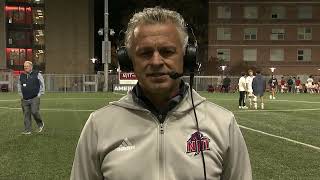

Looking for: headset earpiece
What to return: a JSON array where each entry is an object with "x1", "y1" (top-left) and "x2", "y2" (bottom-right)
[
  {"x1": 183, "y1": 44, "x2": 197, "y2": 73},
  {"x1": 117, "y1": 47, "x2": 133, "y2": 72}
]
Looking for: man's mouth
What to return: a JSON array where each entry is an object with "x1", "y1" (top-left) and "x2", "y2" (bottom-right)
[{"x1": 147, "y1": 72, "x2": 168, "y2": 77}]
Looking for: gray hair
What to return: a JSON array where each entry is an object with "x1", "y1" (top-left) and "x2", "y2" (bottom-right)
[{"x1": 125, "y1": 7, "x2": 188, "y2": 53}]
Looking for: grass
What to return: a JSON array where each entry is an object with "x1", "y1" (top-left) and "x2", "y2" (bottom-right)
[{"x1": 0, "y1": 92, "x2": 319, "y2": 179}]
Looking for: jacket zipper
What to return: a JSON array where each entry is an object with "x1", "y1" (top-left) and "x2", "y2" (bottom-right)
[{"x1": 159, "y1": 123, "x2": 165, "y2": 180}]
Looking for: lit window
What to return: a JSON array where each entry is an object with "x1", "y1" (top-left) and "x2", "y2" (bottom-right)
[
  {"x1": 217, "y1": 6, "x2": 231, "y2": 19},
  {"x1": 298, "y1": 6, "x2": 312, "y2": 19},
  {"x1": 270, "y1": 29, "x2": 285, "y2": 40},
  {"x1": 244, "y1": 28, "x2": 257, "y2": 40},
  {"x1": 217, "y1": 28, "x2": 231, "y2": 40},
  {"x1": 243, "y1": 49, "x2": 257, "y2": 61},
  {"x1": 34, "y1": 49, "x2": 45, "y2": 65},
  {"x1": 217, "y1": 49, "x2": 230, "y2": 61},
  {"x1": 270, "y1": 49, "x2": 284, "y2": 61},
  {"x1": 298, "y1": 27, "x2": 312, "y2": 40},
  {"x1": 244, "y1": 6, "x2": 258, "y2": 19},
  {"x1": 297, "y1": 49, "x2": 311, "y2": 61},
  {"x1": 34, "y1": 30, "x2": 45, "y2": 45},
  {"x1": 33, "y1": 7, "x2": 45, "y2": 24},
  {"x1": 271, "y1": 6, "x2": 286, "y2": 19}
]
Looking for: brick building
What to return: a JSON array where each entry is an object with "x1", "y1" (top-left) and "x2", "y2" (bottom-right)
[{"x1": 208, "y1": 0, "x2": 320, "y2": 76}]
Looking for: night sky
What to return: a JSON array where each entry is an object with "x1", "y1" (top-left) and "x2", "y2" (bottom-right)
[{"x1": 94, "y1": 0, "x2": 208, "y2": 70}]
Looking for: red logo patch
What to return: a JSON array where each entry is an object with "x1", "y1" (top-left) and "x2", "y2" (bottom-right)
[{"x1": 186, "y1": 132, "x2": 210, "y2": 156}]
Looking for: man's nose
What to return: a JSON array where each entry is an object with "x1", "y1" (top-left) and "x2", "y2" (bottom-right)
[{"x1": 150, "y1": 51, "x2": 164, "y2": 66}]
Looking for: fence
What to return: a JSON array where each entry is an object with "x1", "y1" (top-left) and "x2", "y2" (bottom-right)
[
  {"x1": 0, "y1": 73, "x2": 118, "y2": 93},
  {"x1": 0, "y1": 71, "x2": 318, "y2": 93}
]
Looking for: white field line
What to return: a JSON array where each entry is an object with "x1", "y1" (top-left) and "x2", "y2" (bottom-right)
[
  {"x1": 234, "y1": 108, "x2": 320, "y2": 113},
  {"x1": 206, "y1": 97, "x2": 320, "y2": 104},
  {"x1": 0, "y1": 106, "x2": 94, "y2": 112},
  {"x1": 239, "y1": 125, "x2": 320, "y2": 151}
]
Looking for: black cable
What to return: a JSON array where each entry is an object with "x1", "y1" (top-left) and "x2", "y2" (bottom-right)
[{"x1": 189, "y1": 72, "x2": 207, "y2": 180}]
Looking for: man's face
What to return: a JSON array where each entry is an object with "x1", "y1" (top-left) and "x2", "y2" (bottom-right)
[
  {"x1": 130, "y1": 23, "x2": 184, "y2": 95},
  {"x1": 24, "y1": 63, "x2": 32, "y2": 73},
  {"x1": 249, "y1": 71, "x2": 253, "y2": 76}
]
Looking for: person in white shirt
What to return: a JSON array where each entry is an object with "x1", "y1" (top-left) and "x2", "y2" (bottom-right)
[
  {"x1": 245, "y1": 69, "x2": 255, "y2": 108},
  {"x1": 238, "y1": 72, "x2": 247, "y2": 109},
  {"x1": 306, "y1": 75, "x2": 314, "y2": 93}
]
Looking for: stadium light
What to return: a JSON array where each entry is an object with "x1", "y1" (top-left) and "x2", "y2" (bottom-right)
[
  {"x1": 90, "y1": 57, "x2": 97, "y2": 64},
  {"x1": 220, "y1": 65, "x2": 227, "y2": 71},
  {"x1": 220, "y1": 65, "x2": 227, "y2": 79},
  {"x1": 269, "y1": 67, "x2": 276, "y2": 74}
]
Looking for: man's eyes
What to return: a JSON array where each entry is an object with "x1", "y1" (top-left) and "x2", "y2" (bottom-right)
[
  {"x1": 159, "y1": 48, "x2": 175, "y2": 58},
  {"x1": 138, "y1": 48, "x2": 176, "y2": 59}
]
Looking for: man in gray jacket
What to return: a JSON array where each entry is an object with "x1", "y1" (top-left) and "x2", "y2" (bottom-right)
[{"x1": 71, "y1": 7, "x2": 252, "y2": 180}]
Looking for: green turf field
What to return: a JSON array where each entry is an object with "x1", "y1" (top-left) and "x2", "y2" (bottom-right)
[{"x1": 0, "y1": 92, "x2": 319, "y2": 179}]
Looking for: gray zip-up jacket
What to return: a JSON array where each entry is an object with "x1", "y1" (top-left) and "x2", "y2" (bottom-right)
[{"x1": 70, "y1": 88, "x2": 252, "y2": 180}]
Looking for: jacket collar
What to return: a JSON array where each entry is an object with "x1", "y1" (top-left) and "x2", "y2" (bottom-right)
[
  {"x1": 111, "y1": 81, "x2": 206, "y2": 116},
  {"x1": 131, "y1": 80, "x2": 188, "y2": 119}
]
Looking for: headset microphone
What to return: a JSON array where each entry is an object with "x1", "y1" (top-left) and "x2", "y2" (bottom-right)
[{"x1": 168, "y1": 72, "x2": 183, "y2": 79}]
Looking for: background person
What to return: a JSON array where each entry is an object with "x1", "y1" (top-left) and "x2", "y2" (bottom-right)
[
  {"x1": 268, "y1": 75, "x2": 277, "y2": 99},
  {"x1": 17, "y1": 61, "x2": 45, "y2": 135},
  {"x1": 238, "y1": 72, "x2": 248, "y2": 109},
  {"x1": 246, "y1": 69, "x2": 255, "y2": 108},
  {"x1": 252, "y1": 70, "x2": 266, "y2": 109}
]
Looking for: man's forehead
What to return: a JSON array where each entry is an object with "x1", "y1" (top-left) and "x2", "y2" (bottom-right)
[{"x1": 133, "y1": 23, "x2": 178, "y2": 37}]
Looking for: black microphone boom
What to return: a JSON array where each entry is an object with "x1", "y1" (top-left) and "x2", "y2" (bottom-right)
[{"x1": 168, "y1": 72, "x2": 183, "y2": 79}]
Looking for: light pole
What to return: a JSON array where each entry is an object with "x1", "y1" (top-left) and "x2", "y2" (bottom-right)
[{"x1": 103, "y1": 0, "x2": 110, "y2": 91}]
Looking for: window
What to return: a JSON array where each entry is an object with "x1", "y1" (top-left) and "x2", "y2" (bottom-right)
[
  {"x1": 7, "y1": 31, "x2": 32, "y2": 47},
  {"x1": 33, "y1": 7, "x2": 45, "y2": 24},
  {"x1": 297, "y1": 49, "x2": 311, "y2": 61},
  {"x1": 244, "y1": 6, "x2": 257, "y2": 19},
  {"x1": 217, "y1": 6, "x2": 231, "y2": 19},
  {"x1": 34, "y1": 49, "x2": 45, "y2": 65},
  {"x1": 34, "y1": 30, "x2": 45, "y2": 46},
  {"x1": 6, "y1": 0, "x2": 32, "y2": 2},
  {"x1": 298, "y1": 6, "x2": 312, "y2": 19},
  {"x1": 243, "y1": 49, "x2": 257, "y2": 61},
  {"x1": 244, "y1": 28, "x2": 257, "y2": 40},
  {"x1": 33, "y1": 0, "x2": 45, "y2": 4},
  {"x1": 270, "y1": 28, "x2": 285, "y2": 40},
  {"x1": 270, "y1": 49, "x2": 284, "y2": 61},
  {"x1": 5, "y1": 6, "x2": 32, "y2": 24},
  {"x1": 217, "y1": 28, "x2": 231, "y2": 40},
  {"x1": 6, "y1": 48, "x2": 32, "y2": 66},
  {"x1": 298, "y1": 27, "x2": 312, "y2": 40},
  {"x1": 271, "y1": 6, "x2": 285, "y2": 19},
  {"x1": 217, "y1": 49, "x2": 230, "y2": 61}
]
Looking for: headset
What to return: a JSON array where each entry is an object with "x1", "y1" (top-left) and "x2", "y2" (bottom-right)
[{"x1": 117, "y1": 25, "x2": 207, "y2": 180}]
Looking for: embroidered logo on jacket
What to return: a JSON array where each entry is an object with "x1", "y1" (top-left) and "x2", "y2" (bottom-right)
[
  {"x1": 186, "y1": 132, "x2": 210, "y2": 156},
  {"x1": 116, "y1": 137, "x2": 136, "y2": 152}
]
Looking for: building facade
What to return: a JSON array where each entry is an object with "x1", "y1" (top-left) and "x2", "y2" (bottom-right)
[
  {"x1": 0, "y1": 0, "x2": 95, "y2": 74},
  {"x1": 208, "y1": 0, "x2": 320, "y2": 76}
]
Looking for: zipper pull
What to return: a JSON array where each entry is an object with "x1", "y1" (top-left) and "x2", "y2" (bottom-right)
[{"x1": 160, "y1": 123, "x2": 164, "y2": 134}]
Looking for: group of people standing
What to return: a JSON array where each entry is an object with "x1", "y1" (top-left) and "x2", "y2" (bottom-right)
[{"x1": 238, "y1": 70, "x2": 266, "y2": 110}]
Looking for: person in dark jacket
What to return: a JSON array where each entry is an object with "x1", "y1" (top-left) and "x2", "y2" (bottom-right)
[
  {"x1": 252, "y1": 70, "x2": 266, "y2": 109},
  {"x1": 17, "y1": 61, "x2": 45, "y2": 135}
]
